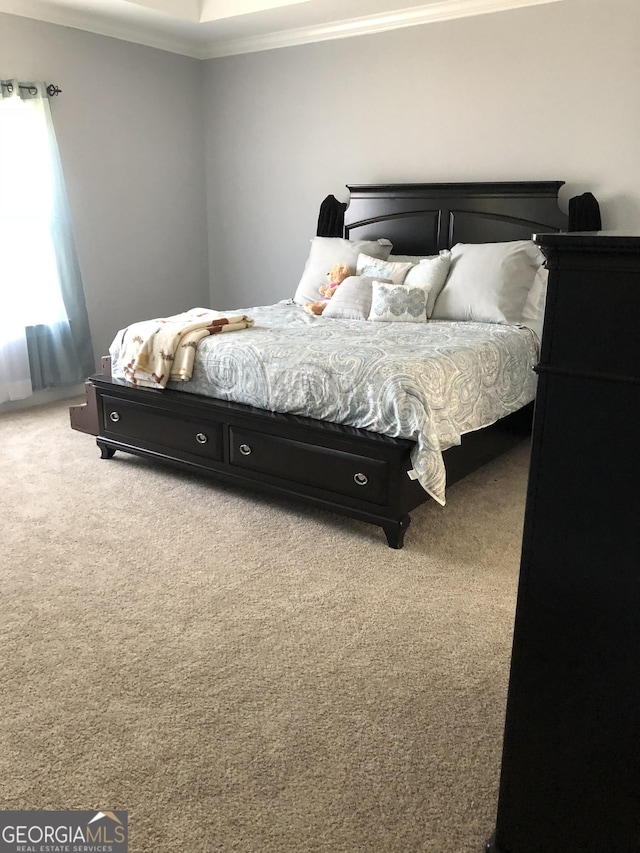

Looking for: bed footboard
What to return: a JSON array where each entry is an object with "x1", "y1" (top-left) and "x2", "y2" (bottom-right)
[
  {"x1": 70, "y1": 363, "x2": 531, "y2": 548},
  {"x1": 71, "y1": 366, "x2": 429, "y2": 547}
]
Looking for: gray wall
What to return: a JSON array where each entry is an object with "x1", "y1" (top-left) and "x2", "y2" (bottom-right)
[
  {"x1": 1, "y1": 0, "x2": 638, "y2": 378},
  {"x1": 203, "y1": 0, "x2": 640, "y2": 308},
  {"x1": 0, "y1": 12, "x2": 209, "y2": 366}
]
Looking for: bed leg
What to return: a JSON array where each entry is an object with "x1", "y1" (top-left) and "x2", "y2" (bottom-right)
[
  {"x1": 97, "y1": 440, "x2": 116, "y2": 459},
  {"x1": 383, "y1": 515, "x2": 411, "y2": 549}
]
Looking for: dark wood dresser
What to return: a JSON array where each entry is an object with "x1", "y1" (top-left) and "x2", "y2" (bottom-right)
[{"x1": 486, "y1": 232, "x2": 640, "y2": 852}]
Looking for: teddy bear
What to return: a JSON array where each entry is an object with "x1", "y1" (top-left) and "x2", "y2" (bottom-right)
[{"x1": 304, "y1": 263, "x2": 352, "y2": 316}]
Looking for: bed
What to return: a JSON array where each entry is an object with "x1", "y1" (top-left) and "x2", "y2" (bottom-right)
[{"x1": 70, "y1": 181, "x2": 569, "y2": 548}]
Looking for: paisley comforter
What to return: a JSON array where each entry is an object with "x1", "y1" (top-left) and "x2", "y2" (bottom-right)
[{"x1": 110, "y1": 302, "x2": 539, "y2": 505}]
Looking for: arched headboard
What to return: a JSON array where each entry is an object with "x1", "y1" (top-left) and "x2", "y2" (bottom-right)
[{"x1": 343, "y1": 181, "x2": 568, "y2": 255}]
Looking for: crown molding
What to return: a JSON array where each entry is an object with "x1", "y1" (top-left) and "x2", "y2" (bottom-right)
[
  {"x1": 0, "y1": 0, "x2": 204, "y2": 57},
  {"x1": 202, "y1": 0, "x2": 563, "y2": 58},
  {"x1": 0, "y1": 0, "x2": 565, "y2": 60}
]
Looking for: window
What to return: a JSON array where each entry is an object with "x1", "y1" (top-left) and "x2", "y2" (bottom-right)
[{"x1": 0, "y1": 81, "x2": 94, "y2": 404}]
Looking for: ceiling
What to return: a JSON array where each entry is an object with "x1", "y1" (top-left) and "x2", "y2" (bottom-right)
[{"x1": 0, "y1": 0, "x2": 563, "y2": 59}]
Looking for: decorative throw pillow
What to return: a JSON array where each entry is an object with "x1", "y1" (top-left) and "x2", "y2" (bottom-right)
[
  {"x1": 431, "y1": 240, "x2": 545, "y2": 324},
  {"x1": 356, "y1": 253, "x2": 413, "y2": 284},
  {"x1": 368, "y1": 281, "x2": 428, "y2": 323},
  {"x1": 403, "y1": 250, "x2": 452, "y2": 317},
  {"x1": 323, "y1": 276, "x2": 386, "y2": 320},
  {"x1": 293, "y1": 237, "x2": 392, "y2": 305}
]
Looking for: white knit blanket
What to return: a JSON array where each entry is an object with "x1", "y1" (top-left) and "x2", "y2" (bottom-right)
[{"x1": 117, "y1": 308, "x2": 254, "y2": 388}]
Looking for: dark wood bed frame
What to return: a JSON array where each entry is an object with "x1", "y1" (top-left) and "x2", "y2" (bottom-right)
[{"x1": 70, "y1": 181, "x2": 568, "y2": 548}]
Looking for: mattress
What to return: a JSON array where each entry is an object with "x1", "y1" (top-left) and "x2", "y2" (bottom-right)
[{"x1": 110, "y1": 303, "x2": 539, "y2": 505}]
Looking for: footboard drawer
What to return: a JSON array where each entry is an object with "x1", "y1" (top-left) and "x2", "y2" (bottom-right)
[
  {"x1": 229, "y1": 426, "x2": 389, "y2": 505},
  {"x1": 100, "y1": 394, "x2": 223, "y2": 461}
]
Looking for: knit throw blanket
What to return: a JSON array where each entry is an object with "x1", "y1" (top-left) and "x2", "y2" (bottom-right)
[{"x1": 118, "y1": 308, "x2": 254, "y2": 388}]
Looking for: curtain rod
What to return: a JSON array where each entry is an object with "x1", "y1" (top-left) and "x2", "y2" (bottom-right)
[{"x1": 0, "y1": 81, "x2": 62, "y2": 97}]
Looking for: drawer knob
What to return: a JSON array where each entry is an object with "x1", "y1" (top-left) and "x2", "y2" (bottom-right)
[
  {"x1": 195, "y1": 433, "x2": 208, "y2": 445},
  {"x1": 239, "y1": 443, "x2": 252, "y2": 456},
  {"x1": 354, "y1": 472, "x2": 368, "y2": 486},
  {"x1": 109, "y1": 411, "x2": 120, "y2": 423}
]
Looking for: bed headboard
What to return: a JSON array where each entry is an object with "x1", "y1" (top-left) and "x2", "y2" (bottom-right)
[{"x1": 343, "y1": 181, "x2": 568, "y2": 255}]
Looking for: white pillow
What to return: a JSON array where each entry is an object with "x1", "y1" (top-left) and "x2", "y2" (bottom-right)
[
  {"x1": 323, "y1": 276, "x2": 386, "y2": 321},
  {"x1": 388, "y1": 254, "x2": 437, "y2": 264},
  {"x1": 368, "y1": 281, "x2": 427, "y2": 323},
  {"x1": 520, "y1": 265, "x2": 548, "y2": 341},
  {"x1": 356, "y1": 253, "x2": 413, "y2": 284},
  {"x1": 431, "y1": 240, "x2": 545, "y2": 324},
  {"x1": 403, "y1": 250, "x2": 452, "y2": 317},
  {"x1": 293, "y1": 237, "x2": 392, "y2": 305}
]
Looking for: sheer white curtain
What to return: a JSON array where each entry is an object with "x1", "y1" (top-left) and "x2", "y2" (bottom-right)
[{"x1": 0, "y1": 81, "x2": 94, "y2": 404}]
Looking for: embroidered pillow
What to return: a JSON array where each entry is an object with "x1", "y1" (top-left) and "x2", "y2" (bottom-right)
[
  {"x1": 403, "y1": 251, "x2": 452, "y2": 317},
  {"x1": 368, "y1": 281, "x2": 428, "y2": 323},
  {"x1": 293, "y1": 237, "x2": 392, "y2": 305},
  {"x1": 356, "y1": 253, "x2": 413, "y2": 284}
]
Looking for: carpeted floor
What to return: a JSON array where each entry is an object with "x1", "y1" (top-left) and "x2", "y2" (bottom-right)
[{"x1": 0, "y1": 399, "x2": 531, "y2": 853}]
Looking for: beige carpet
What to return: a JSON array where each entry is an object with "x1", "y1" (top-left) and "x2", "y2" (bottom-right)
[{"x1": 0, "y1": 399, "x2": 530, "y2": 853}]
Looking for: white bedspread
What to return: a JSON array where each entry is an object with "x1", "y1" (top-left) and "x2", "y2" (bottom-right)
[{"x1": 109, "y1": 303, "x2": 539, "y2": 505}]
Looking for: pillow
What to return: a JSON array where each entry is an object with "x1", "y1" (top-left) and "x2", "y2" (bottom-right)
[
  {"x1": 368, "y1": 281, "x2": 427, "y2": 323},
  {"x1": 293, "y1": 237, "x2": 392, "y2": 305},
  {"x1": 356, "y1": 253, "x2": 413, "y2": 284},
  {"x1": 403, "y1": 250, "x2": 452, "y2": 317},
  {"x1": 520, "y1": 265, "x2": 549, "y2": 341},
  {"x1": 431, "y1": 240, "x2": 545, "y2": 324},
  {"x1": 323, "y1": 275, "x2": 385, "y2": 321},
  {"x1": 388, "y1": 254, "x2": 436, "y2": 264}
]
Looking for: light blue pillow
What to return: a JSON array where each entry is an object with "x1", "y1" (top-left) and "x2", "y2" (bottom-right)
[{"x1": 356, "y1": 253, "x2": 413, "y2": 283}]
